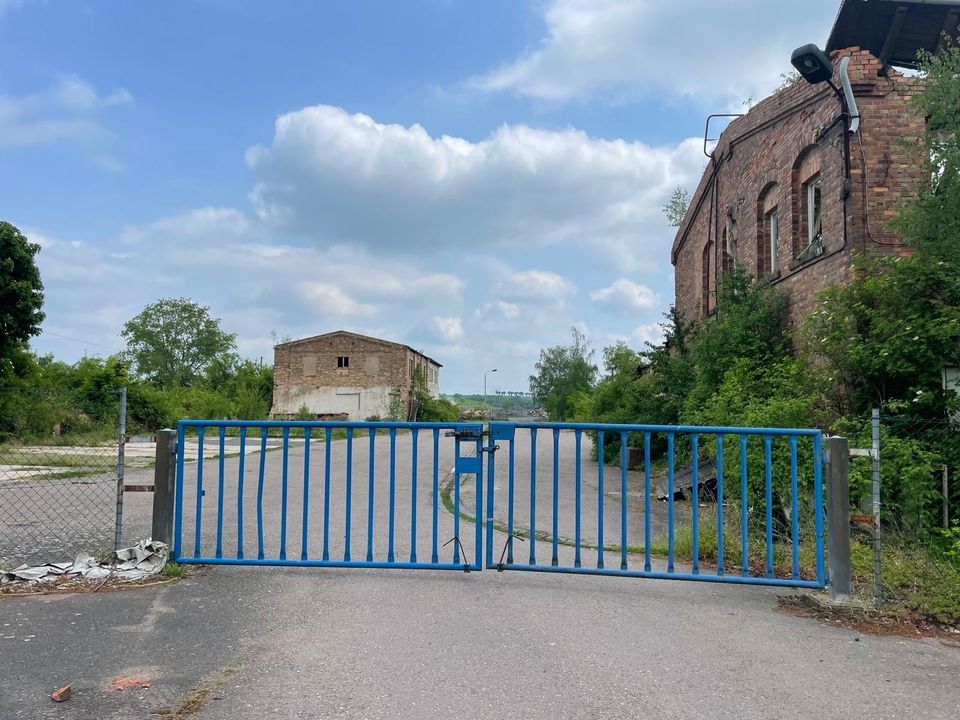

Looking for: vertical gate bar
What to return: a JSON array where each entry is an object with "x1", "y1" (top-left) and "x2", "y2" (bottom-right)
[
  {"x1": 322, "y1": 427, "x2": 332, "y2": 562},
  {"x1": 344, "y1": 428, "x2": 353, "y2": 561},
  {"x1": 431, "y1": 428, "x2": 440, "y2": 564},
  {"x1": 215, "y1": 426, "x2": 226, "y2": 559},
  {"x1": 279, "y1": 426, "x2": 290, "y2": 560},
  {"x1": 529, "y1": 427, "x2": 537, "y2": 566},
  {"x1": 411, "y1": 427, "x2": 419, "y2": 564},
  {"x1": 740, "y1": 435, "x2": 748, "y2": 576},
  {"x1": 237, "y1": 427, "x2": 246, "y2": 559},
  {"x1": 667, "y1": 432, "x2": 675, "y2": 573},
  {"x1": 619, "y1": 432, "x2": 628, "y2": 571},
  {"x1": 300, "y1": 428, "x2": 312, "y2": 561},
  {"x1": 174, "y1": 424, "x2": 186, "y2": 560},
  {"x1": 507, "y1": 438, "x2": 516, "y2": 564},
  {"x1": 790, "y1": 436, "x2": 799, "y2": 579},
  {"x1": 597, "y1": 430, "x2": 605, "y2": 569},
  {"x1": 475, "y1": 434, "x2": 482, "y2": 571},
  {"x1": 764, "y1": 435, "x2": 774, "y2": 578},
  {"x1": 114, "y1": 386, "x2": 126, "y2": 550},
  {"x1": 366, "y1": 429, "x2": 377, "y2": 562},
  {"x1": 388, "y1": 428, "x2": 397, "y2": 563},
  {"x1": 643, "y1": 432, "x2": 651, "y2": 572},
  {"x1": 716, "y1": 434, "x2": 725, "y2": 576},
  {"x1": 813, "y1": 433, "x2": 825, "y2": 586},
  {"x1": 485, "y1": 428, "x2": 495, "y2": 568},
  {"x1": 257, "y1": 428, "x2": 267, "y2": 560},
  {"x1": 574, "y1": 429, "x2": 582, "y2": 568},
  {"x1": 552, "y1": 428, "x2": 560, "y2": 567},
  {"x1": 453, "y1": 437, "x2": 461, "y2": 564},
  {"x1": 691, "y1": 433, "x2": 699, "y2": 575},
  {"x1": 194, "y1": 426, "x2": 205, "y2": 558}
]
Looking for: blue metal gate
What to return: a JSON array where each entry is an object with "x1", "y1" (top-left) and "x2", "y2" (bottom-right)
[
  {"x1": 482, "y1": 422, "x2": 825, "y2": 588},
  {"x1": 172, "y1": 418, "x2": 825, "y2": 589},
  {"x1": 173, "y1": 420, "x2": 485, "y2": 571}
]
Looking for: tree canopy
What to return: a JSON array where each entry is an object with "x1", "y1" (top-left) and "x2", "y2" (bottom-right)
[
  {"x1": 0, "y1": 221, "x2": 44, "y2": 373},
  {"x1": 121, "y1": 298, "x2": 237, "y2": 388},
  {"x1": 529, "y1": 327, "x2": 597, "y2": 421}
]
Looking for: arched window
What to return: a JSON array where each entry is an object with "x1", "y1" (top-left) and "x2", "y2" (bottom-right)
[
  {"x1": 792, "y1": 145, "x2": 823, "y2": 262},
  {"x1": 757, "y1": 181, "x2": 779, "y2": 278},
  {"x1": 702, "y1": 240, "x2": 715, "y2": 315},
  {"x1": 721, "y1": 224, "x2": 734, "y2": 275}
]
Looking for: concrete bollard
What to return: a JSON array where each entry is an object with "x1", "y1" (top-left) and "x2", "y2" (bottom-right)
[
  {"x1": 151, "y1": 429, "x2": 177, "y2": 549},
  {"x1": 825, "y1": 435, "x2": 852, "y2": 602}
]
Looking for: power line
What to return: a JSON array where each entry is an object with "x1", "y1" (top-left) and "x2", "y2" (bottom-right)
[{"x1": 38, "y1": 331, "x2": 122, "y2": 352}]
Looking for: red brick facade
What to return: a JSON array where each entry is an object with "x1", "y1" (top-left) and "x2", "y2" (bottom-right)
[{"x1": 672, "y1": 48, "x2": 926, "y2": 327}]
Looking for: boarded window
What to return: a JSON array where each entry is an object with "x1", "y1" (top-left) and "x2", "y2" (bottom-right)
[
  {"x1": 302, "y1": 355, "x2": 317, "y2": 376},
  {"x1": 364, "y1": 355, "x2": 380, "y2": 376},
  {"x1": 337, "y1": 356, "x2": 350, "y2": 368}
]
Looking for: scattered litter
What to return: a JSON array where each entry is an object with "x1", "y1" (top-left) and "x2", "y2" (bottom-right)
[
  {"x1": 111, "y1": 677, "x2": 152, "y2": 691},
  {"x1": 1, "y1": 539, "x2": 169, "y2": 586},
  {"x1": 51, "y1": 685, "x2": 72, "y2": 702}
]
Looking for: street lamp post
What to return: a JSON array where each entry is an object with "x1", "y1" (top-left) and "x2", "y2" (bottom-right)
[{"x1": 484, "y1": 368, "x2": 498, "y2": 417}]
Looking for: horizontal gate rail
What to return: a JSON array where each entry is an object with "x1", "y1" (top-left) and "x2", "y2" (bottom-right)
[
  {"x1": 485, "y1": 421, "x2": 825, "y2": 589},
  {"x1": 173, "y1": 419, "x2": 484, "y2": 571}
]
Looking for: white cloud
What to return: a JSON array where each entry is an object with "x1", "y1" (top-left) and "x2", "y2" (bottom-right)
[
  {"x1": 0, "y1": 75, "x2": 133, "y2": 149},
  {"x1": 494, "y1": 269, "x2": 576, "y2": 303},
  {"x1": 27, "y1": 211, "x2": 468, "y2": 369},
  {"x1": 245, "y1": 104, "x2": 705, "y2": 262},
  {"x1": 474, "y1": 301, "x2": 520, "y2": 321},
  {"x1": 632, "y1": 322, "x2": 664, "y2": 346},
  {"x1": 298, "y1": 282, "x2": 377, "y2": 317},
  {"x1": 589, "y1": 278, "x2": 658, "y2": 312},
  {"x1": 472, "y1": 0, "x2": 836, "y2": 104},
  {"x1": 431, "y1": 316, "x2": 464, "y2": 342}
]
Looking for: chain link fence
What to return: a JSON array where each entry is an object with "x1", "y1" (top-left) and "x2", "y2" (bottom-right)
[
  {"x1": 877, "y1": 414, "x2": 958, "y2": 533},
  {"x1": 0, "y1": 386, "x2": 125, "y2": 568}
]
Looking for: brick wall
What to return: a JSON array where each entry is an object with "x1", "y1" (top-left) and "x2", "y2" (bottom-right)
[
  {"x1": 270, "y1": 332, "x2": 439, "y2": 419},
  {"x1": 672, "y1": 48, "x2": 925, "y2": 329}
]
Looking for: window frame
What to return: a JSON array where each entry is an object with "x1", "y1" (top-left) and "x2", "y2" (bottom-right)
[
  {"x1": 767, "y1": 207, "x2": 779, "y2": 275},
  {"x1": 337, "y1": 355, "x2": 350, "y2": 369}
]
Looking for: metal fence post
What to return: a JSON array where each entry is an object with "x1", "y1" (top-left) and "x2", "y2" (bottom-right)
[
  {"x1": 152, "y1": 429, "x2": 177, "y2": 549},
  {"x1": 114, "y1": 386, "x2": 127, "y2": 550},
  {"x1": 871, "y1": 408, "x2": 882, "y2": 604},
  {"x1": 826, "y1": 435, "x2": 852, "y2": 602}
]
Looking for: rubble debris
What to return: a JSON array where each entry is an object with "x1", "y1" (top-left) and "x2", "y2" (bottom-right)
[
  {"x1": 51, "y1": 685, "x2": 72, "y2": 702},
  {"x1": 1, "y1": 539, "x2": 169, "y2": 586}
]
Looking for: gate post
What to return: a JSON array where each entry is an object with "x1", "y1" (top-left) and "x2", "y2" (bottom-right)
[
  {"x1": 152, "y1": 429, "x2": 177, "y2": 548},
  {"x1": 825, "y1": 435, "x2": 852, "y2": 602}
]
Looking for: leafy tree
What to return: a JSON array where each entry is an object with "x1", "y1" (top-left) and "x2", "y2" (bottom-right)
[
  {"x1": 685, "y1": 266, "x2": 790, "y2": 409},
  {"x1": 121, "y1": 298, "x2": 236, "y2": 388},
  {"x1": 529, "y1": 327, "x2": 597, "y2": 421},
  {"x1": 0, "y1": 221, "x2": 44, "y2": 374},
  {"x1": 891, "y1": 40, "x2": 960, "y2": 260},
  {"x1": 410, "y1": 365, "x2": 460, "y2": 422},
  {"x1": 662, "y1": 186, "x2": 691, "y2": 227},
  {"x1": 806, "y1": 41, "x2": 960, "y2": 420}
]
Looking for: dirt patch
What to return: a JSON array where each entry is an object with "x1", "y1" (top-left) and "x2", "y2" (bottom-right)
[
  {"x1": 778, "y1": 594, "x2": 960, "y2": 644},
  {"x1": 155, "y1": 664, "x2": 240, "y2": 719}
]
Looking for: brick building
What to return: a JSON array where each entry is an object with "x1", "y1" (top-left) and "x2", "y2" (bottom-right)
[
  {"x1": 672, "y1": 0, "x2": 959, "y2": 326},
  {"x1": 270, "y1": 331, "x2": 441, "y2": 421}
]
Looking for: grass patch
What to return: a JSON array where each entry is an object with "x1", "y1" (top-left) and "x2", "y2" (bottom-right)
[
  {"x1": 850, "y1": 539, "x2": 960, "y2": 625},
  {"x1": 163, "y1": 562, "x2": 191, "y2": 579}
]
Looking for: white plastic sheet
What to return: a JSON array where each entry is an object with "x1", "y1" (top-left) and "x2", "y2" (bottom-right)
[{"x1": 1, "y1": 539, "x2": 169, "y2": 584}]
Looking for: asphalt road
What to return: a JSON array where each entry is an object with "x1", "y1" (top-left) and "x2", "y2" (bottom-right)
[{"x1": 1, "y1": 430, "x2": 958, "y2": 719}]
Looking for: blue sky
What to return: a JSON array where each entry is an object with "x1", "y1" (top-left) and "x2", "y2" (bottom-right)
[{"x1": 1, "y1": 0, "x2": 837, "y2": 393}]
